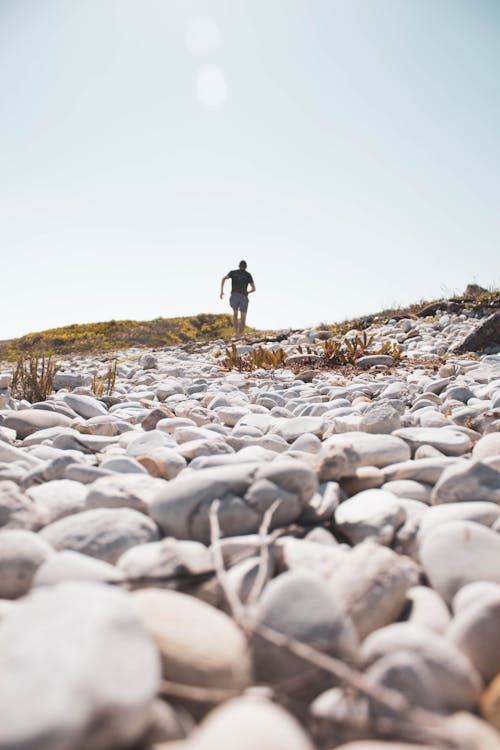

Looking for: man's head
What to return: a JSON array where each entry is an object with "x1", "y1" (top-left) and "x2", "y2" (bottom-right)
[{"x1": 239, "y1": 260, "x2": 247, "y2": 270}]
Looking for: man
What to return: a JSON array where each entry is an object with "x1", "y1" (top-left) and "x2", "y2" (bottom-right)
[{"x1": 220, "y1": 260, "x2": 256, "y2": 337}]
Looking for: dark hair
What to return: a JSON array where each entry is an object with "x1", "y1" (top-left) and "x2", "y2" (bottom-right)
[{"x1": 239, "y1": 260, "x2": 247, "y2": 269}]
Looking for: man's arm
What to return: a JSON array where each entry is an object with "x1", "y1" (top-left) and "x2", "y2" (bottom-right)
[
  {"x1": 248, "y1": 282, "x2": 256, "y2": 294},
  {"x1": 220, "y1": 275, "x2": 230, "y2": 299}
]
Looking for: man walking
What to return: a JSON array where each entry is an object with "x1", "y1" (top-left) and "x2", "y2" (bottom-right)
[{"x1": 220, "y1": 260, "x2": 256, "y2": 338}]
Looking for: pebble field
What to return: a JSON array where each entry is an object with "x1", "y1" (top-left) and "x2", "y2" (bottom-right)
[{"x1": 1, "y1": 304, "x2": 500, "y2": 750}]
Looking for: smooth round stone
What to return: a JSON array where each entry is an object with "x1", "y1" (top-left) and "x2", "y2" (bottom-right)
[
  {"x1": 419, "y1": 520, "x2": 500, "y2": 603},
  {"x1": 177, "y1": 437, "x2": 233, "y2": 461},
  {"x1": 381, "y1": 479, "x2": 432, "y2": 503},
  {"x1": 39, "y1": 508, "x2": 159, "y2": 564},
  {"x1": 0, "y1": 441, "x2": 43, "y2": 468},
  {"x1": 79, "y1": 415, "x2": 130, "y2": 436},
  {"x1": 0, "y1": 582, "x2": 160, "y2": 750},
  {"x1": 53, "y1": 431, "x2": 118, "y2": 454},
  {"x1": 270, "y1": 416, "x2": 324, "y2": 443},
  {"x1": 335, "y1": 489, "x2": 405, "y2": 546},
  {"x1": 156, "y1": 417, "x2": 196, "y2": 434},
  {"x1": 360, "y1": 622, "x2": 481, "y2": 711},
  {"x1": 403, "y1": 585, "x2": 451, "y2": 633},
  {"x1": 444, "y1": 385, "x2": 475, "y2": 403},
  {"x1": 393, "y1": 427, "x2": 472, "y2": 456},
  {"x1": 453, "y1": 582, "x2": 500, "y2": 614},
  {"x1": 136, "y1": 448, "x2": 187, "y2": 479},
  {"x1": 273, "y1": 537, "x2": 349, "y2": 578},
  {"x1": 252, "y1": 570, "x2": 357, "y2": 684},
  {"x1": 117, "y1": 538, "x2": 212, "y2": 582},
  {"x1": 133, "y1": 588, "x2": 251, "y2": 690},
  {"x1": 189, "y1": 446, "x2": 275, "y2": 470},
  {"x1": 26, "y1": 479, "x2": 87, "y2": 524},
  {"x1": 150, "y1": 460, "x2": 316, "y2": 543},
  {"x1": 0, "y1": 480, "x2": 41, "y2": 530},
  {"x1": 382, "y1": 457, "x2": 466, "y2": 484},
  {"x1": 418, "y1": 502, "x2": 500, "y2": 539},
  {"x1": 359, "y1": 403, "x2": 401, "y2": 434},
  {"x1": 85, "y1": 474, "x2": 166, "y2": 513},
  {"x1": 126, "y1": 430, "x2": 175, "y2": 457},
  {"x1": 430, "y1": 460, "x2": 500, "y2": 504},
  {"x1": 448, "y1": 594, "x2": 500, "y2": 681},
  {"x1": 177, "y1": 697, "x2": 315, "y2": 750},
  {"x1": 0, "y1": 529, "x2": 53, "y2": 598},
  {"x1": 317, "y1": 434, "x2": 411, "y2": 481},
  {"x1": 472, "y1": 433, "x2": 500, "y2": 460},
  {"x1": 99, "y1": 456, "x2": 148, "y2": 474},
  {"x1": 61, "y1": 393, "x2": 108, "y2": 418},
  {"x1": 366, "y1": 650, "x2": 446, "y2": 713},
  {"x1": 328, "y1": 541, "x2": 419, "y2": 639},
  {"x1": 214, "y1": 406, "x2": 248, "y2": 427},
  {"x1": 2, "y1": 409, "x2": 73, "y2": 439},
  {"x1": 33, "y1": 550, "x2": 124, "y2": 586},
  {"x1": 289, "y1": 432, "x2": 322, "y2": 454}
]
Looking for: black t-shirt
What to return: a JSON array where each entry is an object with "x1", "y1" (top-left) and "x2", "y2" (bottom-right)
[{"x1": 228, "y1": 269, "x2": 253, "y2": 295}]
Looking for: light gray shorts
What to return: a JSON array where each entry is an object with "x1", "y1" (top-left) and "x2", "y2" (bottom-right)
[{"x1": 230, "y1": 293, "x2": 249, "y2": 313}]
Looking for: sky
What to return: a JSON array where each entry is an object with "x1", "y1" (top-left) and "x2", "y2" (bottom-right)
[{"x1": 0, "y1": 0, "x2": 499, "y2": 339}]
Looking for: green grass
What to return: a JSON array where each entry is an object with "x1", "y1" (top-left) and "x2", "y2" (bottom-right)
[{"x1": 0, "y1": 313, "x2": 236, "y2": 361}]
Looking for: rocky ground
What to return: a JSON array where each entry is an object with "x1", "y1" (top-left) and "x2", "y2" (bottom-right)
[{"x1": 0, "y1": 303, "x2": 500, "y2": 750}]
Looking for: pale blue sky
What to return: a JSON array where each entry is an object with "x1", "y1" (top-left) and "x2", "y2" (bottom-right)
[{"x1": 1, "y1": 0, "x2": 499, "y2": 339}]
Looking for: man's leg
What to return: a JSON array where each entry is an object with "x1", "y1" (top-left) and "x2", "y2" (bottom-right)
[
  {"x1": 232, "y1": 308, "x2": 239, "y2": 337},
  {"x1": 238, "y1": 311, "x2": 247, "y2": 337}
]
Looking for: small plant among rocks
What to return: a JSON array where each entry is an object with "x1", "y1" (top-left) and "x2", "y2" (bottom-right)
[
  {"x1": 220, "y1": 345, "x2": 288, "y2": 372},
  {"x1": 300, "y1": 333, "x2": 403, "y2": 367},
  {"x1": 92, "y1": 359, "x2": 118, "y2": 397},
  {"x1": 11, "y1": 355, "x2": 58, "y2": 403}
]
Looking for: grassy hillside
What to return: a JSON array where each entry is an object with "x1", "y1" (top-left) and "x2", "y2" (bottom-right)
[{"x1": 0, "y1": 313, "x2": 235, "y2": 360}]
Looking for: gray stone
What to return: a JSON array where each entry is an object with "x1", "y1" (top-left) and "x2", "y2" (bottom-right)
[
  {"x1": 360, "y1": 622, "x2": 481, "y2": 711},
  {"x1": 179, "y1": 696, "x2": 315, "y2": 750},
  {"x1": 317, "y1": 434, "x2": 411, "y2": 480},
  {"x1": 117, "y1": 538, "x2": 213, "y2": 583},
  {"x1": 472, "y1": 432, "x2": 500, "y2": 460},
  {"x1": 0, "y1": 480, "x2": 41, "y2": 530},
  {"x1": 418, "y1": 501, "x2": 500, "y2": 538},
  {"x1": 99, "y1": 456, "x2": 148, "y2": 473},
  {"x1": 335, "y1": 489, "x2": 405, "y2": 546},
  {"x1": 430, "y1": 460, "x2": 500, "y2": 504},
  {"x1": 26, "y1": 479, "x2": 87, "y2": 524},
  {"x1": 252, "y1": 570, "x2": 358, "y2": 684},
  {"x1": 85, "y1": 473, "x2": 166, "y2": 513},
  {"x1": 150, "y1": 460, "x2": 316, "y2": 543},
  {"x1": 33, "y1": 550, "x2": 124, "y2": 586},
  {"x1": 40, "y1": 508, "x2": 159, "y2": 564},
  {"x1": 448, "y1": 594, "x2": 500, "y2": 681},
  {"x1": 328, "y1": 541, "x2": 419, "y2": 639},
  {"x1": 61, "y1": 393, "x2": 108, "y2": 418},
  {"x1": 0, "y1": 582, "x2": 159, "y2": 750},
  {"x1": 393, "y1": 427, "x2": 472, "y2": 456},
  {"x1": 270, "y1": 416, "x2": 324, "y2": 442},
  {"x1": 54, "y1": 372, "x2": 89, "y2": 390},
  {"x1": 0, "y1": 529, "x2": 53, "y2": 598},
  {"x1": 403, "y1": 585, "x2": 451, "y2": 633},
  {"x1": 419, "y1": 520, "x2": 500, "y2": 602},
  {"x1": 2, "y1": 409, "x2": 73, "y2": 439},
  {"x1": 381, "y1": 479, "x2": 432, "y2": 503},
  {"x1": 382, "y1": 457, "x2": 466, "y2": 484},
  {"x1": 366, "y1": 650, "x2": 446, "y2": 713},
  {"x1": 359, "y1": 403, "x2": 401, "y2": 434}
]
